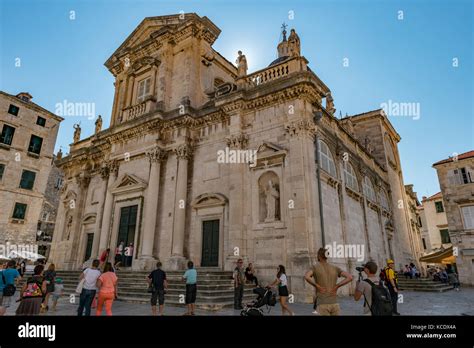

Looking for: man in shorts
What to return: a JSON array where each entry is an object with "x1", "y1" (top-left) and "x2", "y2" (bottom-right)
[
  {"x1": 147, "y1": 262, "x2": 168, "y2": 316},
  {"x1": 183, "y1": 261, "x2": 197, "y2": 316}
]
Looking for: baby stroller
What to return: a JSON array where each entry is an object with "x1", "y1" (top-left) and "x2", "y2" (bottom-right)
[{"x1": 241, "y1": 286, "x2": 277, "y2": 316}]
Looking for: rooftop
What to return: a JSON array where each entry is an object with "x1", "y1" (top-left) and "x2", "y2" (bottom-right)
[{"x1": 433, "y1": 150, "x2": 474, "y2": 166}]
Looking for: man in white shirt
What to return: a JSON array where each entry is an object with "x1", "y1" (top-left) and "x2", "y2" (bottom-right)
[{"x1": 77, "y1": 259, "x2": 101, "y2": 316}]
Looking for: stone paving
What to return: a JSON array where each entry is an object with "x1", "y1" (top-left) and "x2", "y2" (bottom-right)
[{"x1": 3, "y1": 287, "x2": 473, "y2": 316}]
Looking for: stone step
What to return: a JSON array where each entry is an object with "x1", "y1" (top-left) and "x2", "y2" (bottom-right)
[{"x1": 399, "y1": 286, "x2": 453, "y2": 292}]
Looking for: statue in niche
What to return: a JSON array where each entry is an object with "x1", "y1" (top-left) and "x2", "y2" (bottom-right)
[
  {"x1": 264, "y1": 180, "x2": 280, "y2": 222},
  {"x1": 95, "y1": 115, "x2": 102, "y2": 134},
  {"x1": 65, "y1": 215, "x2": 73, "y2": 240},
  {"x1": 236, "y1": 50, "x2": 248, "y2": 77},
  {"x1": 73, "y1": 124, "x2": 81, "y2": 143}
]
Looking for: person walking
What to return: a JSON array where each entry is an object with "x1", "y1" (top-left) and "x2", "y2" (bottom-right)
[
  {"x1": 182, "y1": 261, "x2": 197, "y2": 315},
  {"x1": 114, "y1": 241, "x2": 124, "y2": 270},
  {"x1": 16, "y1": 265, "x2": 47, "y2": 315},
  {"x1": 0, "y1": 260, "x2": 21, "y2": 313},
  {"x1": 124, "y1": 243, "x2": 134, "y2": 267},
  {"x1": 147, "y1": 262, "x2": 168, "y2": 316},
  {"x1": 77, "y1": 259, "x2": 101, "y2": 316},
  {"x1": 96, "y1": 262, "x2": 118, "y2": 316},
  {"x1": 381, "y1": 259, "x2": 400, "y2": 315},
  {"x1": 51, "y1": 278, "x2": 64, "y2": 312},
  {"x1": 446, "y1": 264, "x2": 460, "y2": 291},
  {"x1": 304, "y1": 248, "x2": 353, "y2": 316},
  {"x1": 268, "y1": 265, "x2": 294, "y2": 315},
  {"x1": 42, "y1": 263, "x2": 57, "y2": 312},
  {"x1": 233, "y1": 259, "x2": 245, "y2": 310},
  {"x1": 99, "y1": 248, "x2": 110, "y2": 269},
  {"x1": 244, "y1": 263, "x2": 258, "y2": 286}
]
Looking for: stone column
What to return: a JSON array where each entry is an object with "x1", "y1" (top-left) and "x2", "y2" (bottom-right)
[
  {"x1": 91, "y1": 166, "x2": 110, "y2": 259},
  {"x1": 98, "y1": 161, "x2": 118, "y2": 255},
  {"x1": 140, "y1": 146, "x2": 167, "y2": 269},
  {"x1": 168, "y1": 143, "x2": 193, "y2": 270}
]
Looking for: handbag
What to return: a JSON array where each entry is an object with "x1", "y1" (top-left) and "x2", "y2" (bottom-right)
[
  {"x1": 147, "y1": 283, "x2": 155, "y2": 293},
  {"x1": 75, "y1": 278, "x2": 85, "y2": 294}
]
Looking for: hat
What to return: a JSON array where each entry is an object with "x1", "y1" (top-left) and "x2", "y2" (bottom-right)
[
  {"x1": 386, "y1": 259, "x2": 394, "y2": 265},
  {"x1": 55, "y1": 278, "x2": 63, "y2": 283}
]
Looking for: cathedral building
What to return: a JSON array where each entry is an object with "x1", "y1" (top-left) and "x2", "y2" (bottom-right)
[{"x1": 49, "y1": 13, "x2": 420, "y2": 299}]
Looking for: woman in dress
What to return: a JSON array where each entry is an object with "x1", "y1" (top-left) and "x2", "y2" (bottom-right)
[
  {"x1": 16, "y1": 265, "x2": 47, "y2": 316},
  {"x1": 268, "y1": 265, "x2": 294, "y2": 315}
]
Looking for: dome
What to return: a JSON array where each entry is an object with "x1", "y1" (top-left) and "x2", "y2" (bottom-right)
[{"x1": 268, "y1": 56, "x2": 289, "y2": 67}]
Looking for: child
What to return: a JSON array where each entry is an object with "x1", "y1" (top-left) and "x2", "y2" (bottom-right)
[{"x1": 51, "y1": 278, "x2": 64, "y2": 312}]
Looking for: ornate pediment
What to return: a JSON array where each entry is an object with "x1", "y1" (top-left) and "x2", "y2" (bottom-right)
[
  {"x1": 192, "y1": 193, "x2": 228, "y2": 209},
  {"x1": 110, "y1": 173, "x2": 147, "y2": 195},
  {"x1": 105, "y1": 14, "x2": 221, "y2": 74},
  {"x1": 251, "y1": 142, "x2": 287, "y2": 170},
  {"x1": 82, "y1": 213, "x2": 97, "y2": 225}
]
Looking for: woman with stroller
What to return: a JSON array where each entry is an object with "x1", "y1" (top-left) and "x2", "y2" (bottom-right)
[{"x1": 267, "y1": 265, "x2": 294, "y2": 316}]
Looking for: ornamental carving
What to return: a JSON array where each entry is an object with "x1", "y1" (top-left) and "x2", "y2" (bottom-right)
[
  {"x1": 226, "y1": 133, "x2": 248, "y2": 149},
  {"x1": 285, "y1": 119, "x2": 317, "y2": 138},
  {"x1": 146, "y1": 146, "x2": 168, "y2": 163},
  {"x1": 174, "y1": 143, "x2": 193, "y2": 160}
]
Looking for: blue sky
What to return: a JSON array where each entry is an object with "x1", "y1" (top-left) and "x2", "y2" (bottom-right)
[{"x1": 1, "y1": 0, "x2": 472, "y2": 198}]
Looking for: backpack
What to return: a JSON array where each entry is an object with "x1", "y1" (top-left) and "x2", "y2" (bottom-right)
[
  {"x1": 1, "y1": 271, "x2": 16, "y2": 296},
  {"x1": 363, "y1": 279, "x2": 393, "y2": 316},
  {"x1": 22, "y1": 277, "x2": 44, "y2": 299}
]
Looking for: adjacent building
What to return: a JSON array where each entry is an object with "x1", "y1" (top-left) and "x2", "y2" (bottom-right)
[
  {"x1": 0, "y1": 91, "x2": 63, "y2": 251},
  {"x1": 433, "y1": 151, "x2": 474, "y2": 285},
  {"x1": 49, "y1": 13, "x2": 420, "y2": 299},
  {"x1": 419, "y1": 192, "x2": 450, "y2": 252}
]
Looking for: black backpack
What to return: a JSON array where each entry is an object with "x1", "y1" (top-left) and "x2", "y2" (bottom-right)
[
  {"x1": 363, "y1": 279, "x2": 393, "y2": 316},
  {"x1": 1, "y1": 271, "x2": 16, "y2": 297}
]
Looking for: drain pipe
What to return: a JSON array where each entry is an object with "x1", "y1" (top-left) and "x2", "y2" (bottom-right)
[{"x1": 314, "y1": 110, "x2": 326, "y2": 247}]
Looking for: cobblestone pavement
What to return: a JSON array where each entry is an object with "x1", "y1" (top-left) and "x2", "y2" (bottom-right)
[{"x1": 3, "y1": 288, "x2": 473, "y2": 316}]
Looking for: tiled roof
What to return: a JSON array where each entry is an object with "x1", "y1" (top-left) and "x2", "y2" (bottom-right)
[{"x1": 433, "y1": 150, "x2": 474, "y2": 166}]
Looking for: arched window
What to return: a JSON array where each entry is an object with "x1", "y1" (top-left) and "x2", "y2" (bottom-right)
[
  {"x1": 343, "y1": 161, "x2": 358, "y2": 191},
  {"x1": 379, "y1": 189, "x2": 389, "y2": 210},
  {"x1": 318, "y1": 140, "x2": 337, "y2": 178},
  {"x1": 363, "y1": 176, "x2": 376, "y2": 202}
]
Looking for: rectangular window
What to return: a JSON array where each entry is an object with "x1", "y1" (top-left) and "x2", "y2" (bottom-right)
[
  {"x1": 439, "y1": 229, "x2": 451, "y2": 244},
  {"x1": 451, "y1": 168, "x2": 473, "y2": 185},
  {"x1": 36, "y1": 116, "x2": 46, "y2": 127},
  {"x1": 422, "y1": 238, "x2": 427, "y2": 250},
  {"x1": 435, "y1": 201, "x2": 444, "y2": 213},
  {"x1": 461, "y1": 205, "x2": 474, "y2": 229},
  {"x1": 137, "y1": 77, "x2": 151, "y2": 103},
  {"x1": 0, "y1": 125, "x2": 15, "y2": 145},
  {"x1": 8, "y1": 104, "x2": 19, "y2": 116},
  {"x1": 28, "y1": 135, "x2": 43, "y2": 154},
  {"x1": 19, "y1": 170, "x2": 36, "y2": 190},
  {"x1": 12, "y1": 203, "x2": 27, "y2": 220},
  {"x1": 55, "y1": 177, "x2": 63, "y2": 189},
  {"x1": 0, "y1": 163, "x2": 5, "y2": 181}
]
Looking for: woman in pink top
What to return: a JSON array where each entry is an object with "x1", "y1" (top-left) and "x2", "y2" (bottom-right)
[{"x1": 96, "y1": 262, "x2": 118, "y2": 316}]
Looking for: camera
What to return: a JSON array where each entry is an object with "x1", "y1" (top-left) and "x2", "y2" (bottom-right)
[{"x1": 356, "y1": 266, "x2": 365, "y2": 272}]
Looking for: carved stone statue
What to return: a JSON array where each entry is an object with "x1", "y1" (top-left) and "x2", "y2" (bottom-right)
[
  {"x1": 56, "y1": 148, "x2": 63, "y2": 160},
  {"x1": 66, "y1": 215, "x2": 73, "y2": 240},
  {"x1": 236, "y1": 50, "x2": 248, "y2": 77},
  {"x1": 73, "y1": 124, "x2": 81, "y2": 143},
  {"x1": 265, "y1": 180, "x2": 280, "y2": 222},
  {"x1": 288, "y1": 29, "x2": 301, "y2": 57},
  {"x1": 95, "y1": 115, "x2": 102, "y2": 134}
]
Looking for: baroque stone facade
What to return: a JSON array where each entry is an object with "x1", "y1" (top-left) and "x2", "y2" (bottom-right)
[
  {"x1": 0, "y1": 91, "x2": 63, "y2": 248},
  {"x1": 433, "y1": 151, "x2": 474, "y2": 285},
  {"x1": 49, "y1": 13, "x2": 420, "y2": 300}
]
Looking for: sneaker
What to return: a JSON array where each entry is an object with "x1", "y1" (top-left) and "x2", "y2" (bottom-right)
[
  {"x1": 393, "y1": 312, "x2": 401, "y2": 316},
  {"x1": 312, "y1": 310, "x2": 319, "y2": 315}
]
